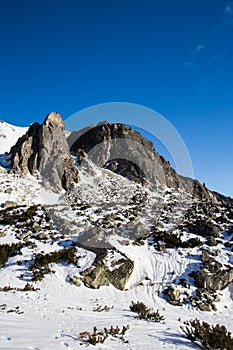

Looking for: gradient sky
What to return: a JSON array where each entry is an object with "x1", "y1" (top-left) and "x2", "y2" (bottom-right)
[{"x1": 0, "y1": 0, "x2": 232, "y2": 197}]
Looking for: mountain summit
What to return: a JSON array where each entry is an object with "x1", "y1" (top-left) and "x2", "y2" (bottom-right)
[{"x1": 9, "y1": 112, "x2": 79, "y2": 192}]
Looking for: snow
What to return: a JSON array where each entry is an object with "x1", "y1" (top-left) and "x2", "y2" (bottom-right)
[
  {"x1": 0, "y1": 120, "x2": 28, "y2": 154},
  {"x1": 0, "y1": 122, "x2": 233, "y2": 349},
  {"x1": 0, "y1": 266, "x2": 232, "y2": 349}
]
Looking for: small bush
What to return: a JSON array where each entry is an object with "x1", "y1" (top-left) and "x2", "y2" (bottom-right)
[
  {"x1": 0, "y1": 243, "x2": 25, "y2": 267},
  {"x1": 152, "y1": 231, "x2": 201, "y2": 249},
  {"x1": 0, "y1": 212, "x2": 15, "y2": 225},
  {"x1": 93, "y1": 304, "x2": 113, "y2": 312},
  {"x1": 129, "y1": 301, "x2": 164, "y2": 322},
  {"x1": 30, "y1": 247, "x2": 78, "y2": 282},
  {"x1": 180, "y1": 318, "x2": 233, "y2": 350},
  {"x1": 0, "y1": 205, "x2": 39, "y2": 226},
  {"x1": 80, "y1": 325, "x2": 129, "y2": 345},
  {"x1": 0, "y1": 283, "x2": 39, "y2": 292}
]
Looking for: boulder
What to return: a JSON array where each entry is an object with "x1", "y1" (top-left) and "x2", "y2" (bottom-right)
[
  {"x1": 198, "y1": 303, "x2": 212, "y2": 312},
  {"x1": 4, "y1": 200, "x2": 17, "y2": 209},
  {"x1": 81, "y1": 249, "x2": 134, "y2": 290},
  {"x1": 165, "y1": 286, "x2": 182, "y2": 305},
  {"x1": 196, "y1": 261, "x2": 233, "y2": 291}
]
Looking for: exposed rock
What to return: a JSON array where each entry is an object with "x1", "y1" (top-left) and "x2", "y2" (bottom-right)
[
  {"x1": 81, "y1": 249, "x2": 134, "y2": 290},
  {"x1": 196, "y1": 258, "x2": 233, "y2": 291},
  {"x1": 185, "y1": 219, "x2": 220, "y2": 238},
  {"x1": 200, "y1": 249, "x2": 215, "y2": 264},
  {"x1": 198, "y1": 303, "x2": 212, "y2": 312},
  {"x1": 32, "y1": 223, "x2": 41, "y2": 233},
  {"x1": 69, "y1": 275, "x2": 82, "y2": 287},
  {"x1": 70, "y1": 122, "x2": 178, "y2": 190},
  {"x1": 106, "y1": 258, "x2": 134, "y2": 290},
  {"x1": 105, "y1": 158, "x2": 146, "y2": 185},
  {"x1": 9, "y1": 112, "x2": 79, "y2": 192},
  {"x1": 66, "y1": 125, "x2": 93, "y2": 148},
  {"x1": 206, "y1": 236, "x2": 217, "y2": 247},
  {"x1": 165, "y1": 286, "x2": 182, "y2": 305},
  {"x1": 69, "y1": 122, "x2": 226, "y2": 207},
  {"x1": 3, "y1": 200, "x2": 17, "y2": 209}
]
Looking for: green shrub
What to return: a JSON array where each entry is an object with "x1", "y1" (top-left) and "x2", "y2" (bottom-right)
[
  {"x1": 0, "y1": 205, "x2": 39, "y2": 226},
  {"x1": 129, "y1": 301, "x2": 164, "y2": 322},
  {"x1": 80, "y1": 325, "x2": 129, "y2": 345},
  {"x1": 152, "y1": 231, "x2": 201, "y2": 249},
  {"x1": 0, "y1": 212, "x2": 15, "y2": 225},
  {"x1": 93, "y1": 304, "x2": 113, "y2": 312},
  {"x1": 18, "y1": 205, "x2": 38, "y2": 222},
  {"x1": 0, "y1": 243, "x2": 25, "y2": 267},
  {"x1": 30, "y1": 247, "x2": 78, "y2": 282},
  {"x1": 0, "y1": 283, "x2": 39, "y2": 292},
  {"x1": 180, "y1": 318, "x2": 233, "y2": 350}
]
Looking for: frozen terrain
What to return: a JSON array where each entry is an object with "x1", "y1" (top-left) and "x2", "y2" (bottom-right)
[
  {"x1": 0, "y1": 121, "x2": 28, "y2": 154},
  {"x1": 0, "y1": 122, "x2": 233, "y2": 350}
]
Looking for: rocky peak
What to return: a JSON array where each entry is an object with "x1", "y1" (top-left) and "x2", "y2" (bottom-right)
[
  {"x1": 70, "y1": 122, "x2": 226, "y2": 204},
  {"x1": 9, "y1": 112, "x2": 79, "y2": 192},
  {"x1": 43, "y1": 112, "x2": 64, "y2": 130},
  {"x1": 70, "y1": 122, "x2": 165, "y2": 186}
]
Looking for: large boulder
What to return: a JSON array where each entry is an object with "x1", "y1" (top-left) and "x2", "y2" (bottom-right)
[
  {"x1": 196, "y1": 252, "x2": 233, "y2": 291},
  {"x1": 196, "y1": 266, "x2": 233, "y2": 291},
  {"x1": 81, "y1": 248, "x2": 134, "y2": 290}
]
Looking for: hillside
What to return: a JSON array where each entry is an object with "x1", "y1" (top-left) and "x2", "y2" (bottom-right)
[
  {"x1": 0, "y1": 120, "x2": 28, "y2": 154},
  {"x1": 0, "y1": 113, "x2": 232, "y2": 350}
]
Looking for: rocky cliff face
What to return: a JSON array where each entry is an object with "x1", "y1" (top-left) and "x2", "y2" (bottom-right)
[
  {"x1": 70, "y1": 122, "x2": 223, "y2": 204},
  {"x1": 70, "y1": 122, "x2": 177, "y2": 187},
  {"x1": 10, "y1": 112, "x2": 79, "y2": 192},
  {"x1": 7, "y1": 115, "x2": 232, "y2": 205}
]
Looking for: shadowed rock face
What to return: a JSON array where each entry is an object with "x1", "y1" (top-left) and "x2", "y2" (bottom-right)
[
  {"x1": 7, "y1": 115, "x2": 232, "y2": 205},
  {"x1": 195, "y1": 250, "x2": 233, "y2": 291},
  {"x1": 70, "y1": 122, "x2": 178, "y2": 189},
  {"x1": 70, "y1": 122, "x2": 224, "y2": 204},
  {"x1": 9, "y1": 112, "x2": 79, "y2": 192}
]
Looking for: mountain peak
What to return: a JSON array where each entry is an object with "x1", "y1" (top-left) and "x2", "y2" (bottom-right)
[
  {"x1": 43, "y1": 112, "x2": 64, "y2": 130},
  {"x1": 9, "y1": 113, "x2": 79, "y2": 192}
]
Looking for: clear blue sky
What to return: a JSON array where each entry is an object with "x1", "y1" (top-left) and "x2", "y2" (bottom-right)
[{"x1": 0, "y1": 0, "x2": 232, "y2": 197}]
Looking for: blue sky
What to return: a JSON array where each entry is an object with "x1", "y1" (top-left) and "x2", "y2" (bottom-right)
[{"x1": 0, "y1": 0, "x2": 232, "y2": 197}]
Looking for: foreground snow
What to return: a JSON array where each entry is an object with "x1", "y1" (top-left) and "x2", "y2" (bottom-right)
[
  {"x1": 0, "y1": 266, "x2": 232, "y2": 349},
  {"x1": 0, "y1": 145, "x2": 232, "y2": 349}
]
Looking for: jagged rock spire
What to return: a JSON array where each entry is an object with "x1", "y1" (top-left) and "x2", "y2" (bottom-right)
[{"x1": 10, "y1": 112, "x2": 79, "y2": 192}]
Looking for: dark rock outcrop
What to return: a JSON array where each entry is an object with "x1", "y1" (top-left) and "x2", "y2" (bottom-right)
[
  {"x1": 185, "y1": 219, "x2": 220, "y2": 238},
  {"x1": 70, "y1": 122, "x2": 223, "y2": 204},
  {"x1": 164, "y1": 286, "x2": 182, "y2": 305},
  {"x1": 9, "y1": 112, "x2": 79, "y2": 192},
  {"x1": 80, "y1": 248, "x2": 134, "y2": 290},
  {"x1": 195, "y1": 250, "x2": 233, "y2": 291},
  {"x1": 70, "y1": 122, "x2": 165, "y2": 187}
]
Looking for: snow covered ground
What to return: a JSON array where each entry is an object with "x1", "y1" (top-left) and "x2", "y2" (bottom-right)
[
  {"x1": 0, "y1": 256, "x2": 232, "y2": 349},
  {"x1": 0, "y1": 127, "x2": 233, "y2": 350}
]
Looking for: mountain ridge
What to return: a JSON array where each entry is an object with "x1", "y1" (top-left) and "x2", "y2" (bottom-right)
[{"x1": 1, "y1": 113, "x2": 231, "y2": 205}]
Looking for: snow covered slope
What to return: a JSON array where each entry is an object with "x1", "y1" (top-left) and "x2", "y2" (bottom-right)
[
  {"x1": 0, "y1": 119, "x2": 233, "y2": 350},
  {"x1": 0, "y1": 120, "x2": 28, "y2": 154}
]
